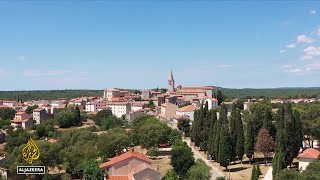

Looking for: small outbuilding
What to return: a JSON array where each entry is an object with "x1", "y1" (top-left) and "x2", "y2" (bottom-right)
[{"x1": 297, "y1": 148, "x2": 320, "y2": 171}]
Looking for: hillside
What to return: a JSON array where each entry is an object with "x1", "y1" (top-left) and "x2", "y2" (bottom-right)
[
  {"x1": 222, "y1": 87, "x2": 320, "y2": 98},
  {"x1": 0, "y1": 87, "x2": 320, "y2": 101}
]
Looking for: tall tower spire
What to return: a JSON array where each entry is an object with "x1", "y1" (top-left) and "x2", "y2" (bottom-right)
[{"x1": 168, "y1": 70, "x2": 175, "y2": 92}]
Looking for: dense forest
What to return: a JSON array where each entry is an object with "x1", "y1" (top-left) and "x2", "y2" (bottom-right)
[
  {"x1": 1, "y1": 87, "x2": 320, "y2": 101},
  {"x1": 222, "y1": 87, "x2": 320, "y2": 99},
  {"x1": 0, "y1": 90, "x2": 103, "y2": 101}
]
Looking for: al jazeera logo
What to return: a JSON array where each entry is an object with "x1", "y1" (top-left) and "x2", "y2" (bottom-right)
[{"x1": 17, "y1": 137, "x2": 45, "y2": 174}]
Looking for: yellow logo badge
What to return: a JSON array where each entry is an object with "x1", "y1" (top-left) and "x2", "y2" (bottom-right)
[{"x1": 22, "y1": 137, "x2": 40, "y2": 164}]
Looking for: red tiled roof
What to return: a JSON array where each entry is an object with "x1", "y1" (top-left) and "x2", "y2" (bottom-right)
[
  {"x1": 99, "y1": 106, "x2": 111, "y2": 109},
  {"x1": 130, "y1": 163, "x2": 157, "y2": 174},
  {"x1": 0, "y1": 105, "x2": 8, "y2": 108},
  {"x1": 211, "y1": 98, "x2": 218, "y2": 101},
  {"x1": 47, "y1": 139, "x2": 58, "y2": 143},
  {"x1": 11, "y1": 119, "x2": 29, "y2": 123},
  {"x1": 33, "y1": 108, "x2": 44, "y2": 112},
  {"x1": 132, "y1": 103, "x2": 144, "y2": 107},
  {"x1": 99, "y1": 151, "x2": 150, "y2": 169},
  {"x1": 180, "y1": 86, "x2": 214, "y2": 90},
  {"x1": 177, "y1": 105, "x2": 197, "y2": 112},
  {"x1": 16, "y1": 112, "x2": 27, "y2": 115},
  {"x1": 298, "y1": 148, "x2": 320, "y2": 159},
  {"x1": 107, "y1": 102, "x2": 129, "y2": 105},
  {"x1": 107, "y1": 176, "x2": 129, "y2": 180},
  {"x1": 173, "y1": 114, "x2": 184, "y2": 119},
  {"x1": 178, "y1": 91, "x2": 205, "y2": 95}
]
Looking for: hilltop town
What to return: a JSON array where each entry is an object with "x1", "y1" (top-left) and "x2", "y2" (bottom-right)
[{"x1": 0, "y1": 71, "x2": 318, "y2": 180}]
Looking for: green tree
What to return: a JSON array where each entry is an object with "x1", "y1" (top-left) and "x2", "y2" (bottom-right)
[
  {"x1": 5, "y1": 129, "x2": 30, "y2": 152},
  {"x1": 94, "y1": 109, "x2": 113, "y2": 126},
  {"x1": 245, "y1": 118, "x2": 255, "y2": 160},
  {"x1": 0, "y1": 107, "x2": 16, "y2": 120},
  {"x1": 35, "y1": 120, "x2": 55, "y2": 138},
  {"x1": 251, "y1": 165, "x2": 259, "y2": 180},
  {"x1": 163, "y1": 170, "x2": 179, "y2": 180},
  {"x1": 100, "y1": 116, "x2": 124, "y2": 130},
  {"x1": 83, "y1": 160, "x2": 103, "y2": 180},
  {"x1": 169, "y1": 129, "x2": 182, "y2": 145},
  {"x1": 55, "y1": 107, "x2": 81, "y2": 128},
  {"x1": 217, "y1": 89, "x2": 223, "y2": 105},
  {"x1": 185, "y1": 159, "x2": 211, "y2": 180},
  {"x1": 235, "y1": 109, "x2": 245, "y2": 161},
  {"x1": 177, "y1": 118, "x2": 191, "y2": 136},
  {"x1": 138, "y1": 121, "x2": 171, "y2": 149},
  {"x1": 170, "y1": 143, "x2": 195, "y2": 178},
  {"x1": 25, "y1": 105, "x2": 39, "y2": 114},
  {"x1": 147, "y1": 147, "x2": 159, "y2": 159},
  {"x1": 256, "y1": 163, "x2": 262, "y2": 175},
  {"x1": 272, "y1": 151, "x2": 286, "y2": 178},
  {"x1": 97, "y1": 128, "x2": 130, "y2": 160},
  {"x1": 191, "y1": 109, "x2": 203, "y2": 146},
  {"x1": 218, "y1": 126, "x2": 232, "y2": 168},
  {"x1": 274, "y1": 170, "x2": 301, "y2": 180}
]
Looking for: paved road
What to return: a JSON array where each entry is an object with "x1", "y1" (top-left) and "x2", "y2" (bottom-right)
[
  {"x1": 161, "y1": 118, "x2": 225, "y2": 179},
  {"x1": 183, "y1": 138, "x2": 225, "y2": 180},
  {"x1": 263, "y1": 167, "x2": 273, "y2": 180}
]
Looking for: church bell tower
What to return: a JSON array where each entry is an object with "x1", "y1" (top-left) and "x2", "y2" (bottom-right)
[{"x1": 168, "y1": 70, "x2": 175, "y2": 92}]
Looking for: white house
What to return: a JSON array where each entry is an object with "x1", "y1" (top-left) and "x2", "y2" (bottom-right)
[
  {"x1": 131, "y1": 102, "x2": 147, "y2": 112},
  {"x1": 86, "y1": 99, "x2": 107, "y2": 113},
  {"x1": 106, "y1": 102, "x2": 131, "y2": 118},
  {"x1": 204, "y1": 98, "x2": 218, "y2": 110},
  {"x1": 297, "y1": 148, "x2": 320, "y2": 171},
  {"x1": 175, "y1": 105, "x2": 198, "y2": 121}
]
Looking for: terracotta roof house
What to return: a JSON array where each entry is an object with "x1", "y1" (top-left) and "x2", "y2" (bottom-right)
[
  {"x1": 175, "y1": 105, "x2": 198, "y2": 121},
  {"x1": 99, "y1": 149, "x2": 160, "y2": 180},
  {"x1": 10, "y1": 112, "x2": 32, "y2": 129},
  {"x1": 297, "y1": 148, "x2": 320, "y2": 171}
]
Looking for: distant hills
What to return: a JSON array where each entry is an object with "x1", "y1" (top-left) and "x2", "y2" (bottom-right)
[
  {"x1": 222, "y1": 87, "x2": 320, "y2": 98},
  {"x1": 0, "y1": 87, "x2": 319, "y2": 101}
]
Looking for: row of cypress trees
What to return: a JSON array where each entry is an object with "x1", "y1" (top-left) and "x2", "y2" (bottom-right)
[
  {"x1": 191, "y1": 102, "x2": 245, "y2": 168},
  {"x1": 191, "y1": 101, "x2": 303, "y2": 174},
  {"x1": 272, "y1": 103, "x2": 303, "y2": 178}
]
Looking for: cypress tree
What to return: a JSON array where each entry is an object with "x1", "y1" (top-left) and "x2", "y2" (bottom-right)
[
  {"x1": 191, "y1": 110, "x2": 202, "y2": 146},
  {"x1": 251, "y1": 165, "x2": 257, "y2": 180},
  {"x1": 217, "y1": 89, "x2": 223, "y2": 106},
  {"x1": 245, "y1": 117, "x2": 254, "y2": 161},
  {"x1": 208, "y1": 109, "x2": 217, "y2": 156},
  {"x1": 213, "y1": 118, "x2": 222, "y2": 161},
  {"x1": 230, "y1": 104, "x2": 237, "y2": 160},
  {"x1": 283, "y1": 103, "x2": 295, "y2": 167},
  {"x1": 200, "y1": 102, "x2": 210, "y2": 151},
  {"x1": 235, "y1": 109, "x2": 245, "y2": 162},
  {"x1": 292, "y1": 110, "x2": 303, "y2": 160},
  {"x1": 262, "y1": 107, "x2": 273, "y2": 135},
  {"x1": 218, "y1": 124, "x2": 232, "y2": 168},
  {"x1": 272, "y1": 151, "x2": 286, "y2": 178},
  {"x1": 256, "y1": 163, "x2": 262, "y2": 175}
]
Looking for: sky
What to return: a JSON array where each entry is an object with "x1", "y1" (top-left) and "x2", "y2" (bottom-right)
[{"x1": 0, "y1": 1, "x2": 320, "y2": 90}]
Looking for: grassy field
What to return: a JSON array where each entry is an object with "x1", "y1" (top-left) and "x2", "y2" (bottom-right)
[
  {"x1": 135, "y1": 146, "x2": 172, "y2": 177},
  {"x1": 196, "y1": 147, "x2": 270, "y2": 180}
]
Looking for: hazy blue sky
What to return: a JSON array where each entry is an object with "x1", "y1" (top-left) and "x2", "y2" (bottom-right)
[{"x1": 0, "y1": 1, "x2": 320, "y2": 90}]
